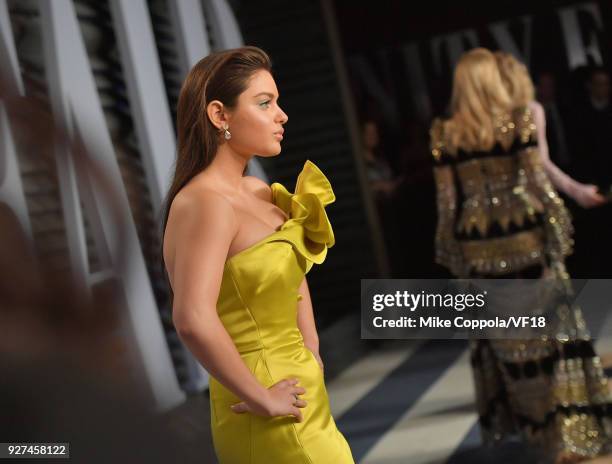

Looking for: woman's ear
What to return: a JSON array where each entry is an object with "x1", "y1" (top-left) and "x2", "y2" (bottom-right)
[{"x1": 206, "y1": 100, "x2": 227, "y2": 130}]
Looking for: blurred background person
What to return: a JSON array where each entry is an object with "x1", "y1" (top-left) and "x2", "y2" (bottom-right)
[
  {"x1": 361, "y1": 119, "x2": 404, "y2": 274},
  {"x1": 431, "y1": 48, "x2": 611, "y2": 463},
  {"x1": 567, "y1": 66, "x2": 612, "y2": 279},
  {"x1": 0, "y1": 84, "x2": 187, "y2": 464},
  {"x1": 535, "y1": 71, "x2": 572, "y2": 169},
  {"x1": 362, "y1": 119, "x2": 402, "y2": 199},
  {"x1": 574, "y1": 67, "x2": 612, "y2": 190}
]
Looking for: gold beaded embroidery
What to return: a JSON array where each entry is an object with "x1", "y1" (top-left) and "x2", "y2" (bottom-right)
[
  {"x1": 430, "y1": 107, "x2": 574, "y2": 276},
  {"x1": 473, "y1": 338, "x2": 612, "y2": 461},
  {"x1": 443, "y1": 106, "x2": 612, "y2": 461},
  {"x1": 432, "y1": 165, "x2": 464, "y2": 276},
  {"x1": 460, "y1": 228, "x2": 546, "y2": 275}
]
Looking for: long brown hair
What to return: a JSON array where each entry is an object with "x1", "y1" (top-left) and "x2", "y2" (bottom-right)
[{"x1": 160, "y1": 46, "x2": 272, "y2": 297}]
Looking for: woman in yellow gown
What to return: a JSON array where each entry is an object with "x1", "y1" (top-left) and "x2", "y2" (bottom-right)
[{"x1": 161, "y1": 46, "x2": 354, "y2": 463}]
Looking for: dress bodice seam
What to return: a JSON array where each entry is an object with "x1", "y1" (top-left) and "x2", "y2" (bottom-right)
[{"x1": 226, "y1": 260, "x2": 267, "y2": 351}]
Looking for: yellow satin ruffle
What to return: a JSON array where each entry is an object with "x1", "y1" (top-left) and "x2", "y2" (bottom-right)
[{"x1": 271, "y1": 159, "x2": 336, "y2": 271}]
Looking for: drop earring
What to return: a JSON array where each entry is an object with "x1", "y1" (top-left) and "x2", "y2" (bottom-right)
[{"x1": 223, "y1": 123, "x2": 231, "y2": 140}]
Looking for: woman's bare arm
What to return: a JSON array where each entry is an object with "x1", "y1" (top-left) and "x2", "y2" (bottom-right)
[
  {"x1": 169, "y1": 191, "x2": 269, "y2": 404},
  {"x1": 167, "y1": 190, "x2": 305, "y2": 419},
  {"x1": 530, "y1": 100, "x2": 605, "y2": 208}
]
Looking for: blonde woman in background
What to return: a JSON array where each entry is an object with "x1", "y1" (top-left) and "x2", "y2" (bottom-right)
[{"x1": 430, "y1": 47, "x2": 612, "y2": 462}]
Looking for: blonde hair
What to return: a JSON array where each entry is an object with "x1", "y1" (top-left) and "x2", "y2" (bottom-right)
[
  {"x1": 444, "y1": 48, "x2": 513, "y2": 153},
  {"x1": 494, "y1": 51, "x2": 534, "y2": 107}
]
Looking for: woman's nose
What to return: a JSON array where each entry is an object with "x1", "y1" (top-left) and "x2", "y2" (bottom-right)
[{"x1": 278, "y1": 107, "x2": 288, "y2": 124}]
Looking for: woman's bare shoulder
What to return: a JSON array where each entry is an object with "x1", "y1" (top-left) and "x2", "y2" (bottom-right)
[
  {"x1": 168, "y1": 183, "x2": 237, "y2": 233},
  {"x1": 163, "y1": 181, "x2": 238, "y2": 276},
  {"x1": 527, "y1": 100, "x2": 545, "y2": 123},
  {"x1": 527, "y1": 99, "x2": 543, "y2": 112}
]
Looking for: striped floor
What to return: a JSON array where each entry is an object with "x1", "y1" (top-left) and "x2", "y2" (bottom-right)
[{"x1": 326, "y1": 318, "x2": 612, "y2": 463}]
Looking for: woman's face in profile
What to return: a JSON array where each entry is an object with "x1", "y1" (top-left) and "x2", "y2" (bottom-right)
[{"x1": 226, "y1": 70, "x2": 288, "y2": 158}]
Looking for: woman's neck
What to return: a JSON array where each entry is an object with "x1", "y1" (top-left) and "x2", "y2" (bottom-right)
[{"x1": 208, "y1": 144, "x2": 250, "y2": 191}]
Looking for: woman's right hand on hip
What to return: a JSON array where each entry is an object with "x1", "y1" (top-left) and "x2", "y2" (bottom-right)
[{"x1": 230, "y1": 378, "x2": 307, "y2": 422}]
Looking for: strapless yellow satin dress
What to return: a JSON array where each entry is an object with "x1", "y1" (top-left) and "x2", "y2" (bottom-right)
[{"x1": 209, "y1": 160, "x2": 355, "y2": 463}]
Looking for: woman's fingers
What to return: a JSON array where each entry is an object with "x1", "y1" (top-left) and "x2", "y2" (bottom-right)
[
  {"x1": 291, "y1": 407, "x2": 303, "y2": 422},
  {"x1": 587, "y1": 194, "x2": 606, "y2": 207},
  {"x1": 293, "y1": 386, "x2": 306, "y2": 395},
  {"x1": 582, "y1": 185, "x2": 607, "y2": 206},
  {"x1": 230, "y1": 378, "x2": 307, "y2": 419},
  {"x1": 277, "y1": 378, "x2": 298, "y2": 388},
  {"x1": 230, "y1": 402, "x2": 249, "y2": 414},
  {"x1": 294, "y1": 399, "x2": 308, "y2": 408}
]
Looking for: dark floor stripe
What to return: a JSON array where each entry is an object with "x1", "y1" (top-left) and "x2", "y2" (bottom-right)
[
  {"x1": 336, "y1": 339, "x2": 467, "y2": 462},
  {"x1": 445, "y1": 422, "x2": 480, "y2": 463},
  {"x1": 448, "y1": 422, "x2": 542, "y2": 463},
  {"x1": 447, "y1": 435, "x2": 540, "y2": 464}
]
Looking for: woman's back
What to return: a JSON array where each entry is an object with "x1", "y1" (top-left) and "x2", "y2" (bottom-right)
[{"x1": 430, "y1": 106, "x2": 573, "y2": 277}]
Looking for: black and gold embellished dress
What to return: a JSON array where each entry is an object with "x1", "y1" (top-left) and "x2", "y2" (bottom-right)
[{"x1": 431, "y1": 106, "x2": 612, "y2": 462}]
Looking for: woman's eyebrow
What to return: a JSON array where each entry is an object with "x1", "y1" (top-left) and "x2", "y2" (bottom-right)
[{"x1": 253, "y1": 92, "x2": 276, "y2": 98}]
